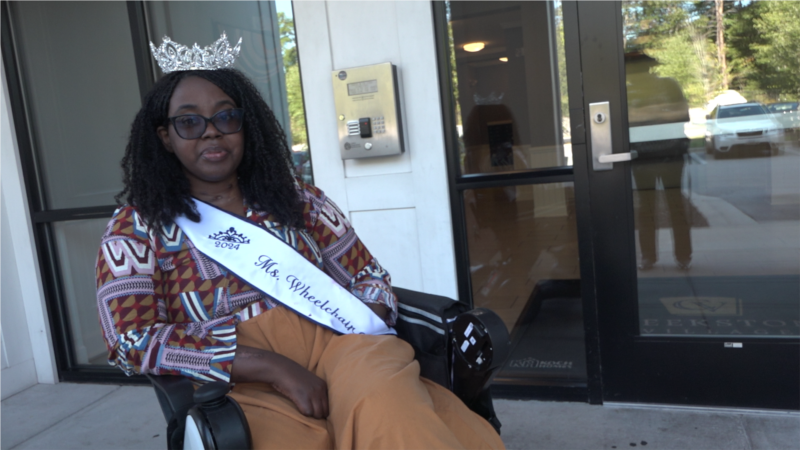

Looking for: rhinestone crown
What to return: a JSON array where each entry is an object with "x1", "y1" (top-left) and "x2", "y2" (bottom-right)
[{"x1": 149, "y1": 32, "x2": 242, "y2": 74}]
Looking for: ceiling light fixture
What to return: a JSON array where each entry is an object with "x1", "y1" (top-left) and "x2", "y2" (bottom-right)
[
  {"x1": 463, "y1": 42, "x2": 485, "y2": 52},
  {"x1": 499, "y1": 57, "x2": 508, "y2": 62}
]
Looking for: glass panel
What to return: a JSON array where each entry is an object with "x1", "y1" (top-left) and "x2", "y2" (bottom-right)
[
  {"x1": 10, "y1": 2, "x2": 140, "y2": 209},
  {"x1": 146, "y1": 1, "x2": 312, "y2": 185},
  {"x1": 53, "y1": 219, "x2": 113, "y2": 366},
  {"x1": 447, "y1": 1, "x2": 571, "y2": 176},
  {"x1": 623, "y1": 1, "x2": 800, "y2": 337},
  {"x1": 277, "y1": 2, "x2": 313, "y2": 185},
  {"x1": 464, "y1": 183, "x2": 584, "y2": 383}
]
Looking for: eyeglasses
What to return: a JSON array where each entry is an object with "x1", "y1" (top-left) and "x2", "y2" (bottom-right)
[{"x1": 167, "y1": 108, "x2": 245, "y2": 140}]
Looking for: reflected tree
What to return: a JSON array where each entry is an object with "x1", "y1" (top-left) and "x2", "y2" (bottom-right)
[
  {"x1": 555, "y1": 2, "x2": 569, "y2": 133},
  {"x1": 648, "y1": 17, "x2": 722, "y2": 108},
  {"x1": 278, "y1": 12, "x2": 307, "y2": 147},
  {"x1": 750, "y1": 1, "x2": 800, "y2": 99},
  {"x1": 725, "y1": 1, "x2": 763, "y2": 96},
  {"x1": 624, "y1": 1, "x2": 723, "y2": 107},
  {"x1": 623, "y1": 0, "x2": 799, "y2": 106}
]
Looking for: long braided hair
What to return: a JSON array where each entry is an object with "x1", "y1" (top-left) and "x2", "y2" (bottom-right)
[{"x1": 116, "y1": 69, "x2": 304, "y2": 231}]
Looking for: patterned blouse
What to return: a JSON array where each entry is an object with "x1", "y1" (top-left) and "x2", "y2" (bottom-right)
[{"x1": 96, "y1": 182, "x2": 397, "y2": 384}]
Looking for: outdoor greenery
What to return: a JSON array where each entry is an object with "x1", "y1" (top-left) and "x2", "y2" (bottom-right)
[
  {"x1": 555, "y1": 3, "x2": 569, "y2": 134},
  {"x1": 278, "y1": 11, "x2": 307, "y2": 147},
  {"x1": 624, "y1": 0, "x2": 800, "y2": 107}
]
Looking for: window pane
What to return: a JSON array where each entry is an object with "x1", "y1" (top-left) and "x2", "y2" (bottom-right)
[
  {"x1": 623, "y1": 1, "x2": 800, "y2": 337},
  {"x1": 53, "y1": 219, "x2": 112, "y2": 366},
  {"x1": 146, "y1": 1, "x2": 312, "y2": 184},
  {"x1": 464, "y1": 183, "x2": 585, "y2": 383},
  {"x1": 447, "y1": 1, "x2": 571, "y2": 176},
  {"x1": 10, "y1": 2, "x2": 140, "y2": 209}
]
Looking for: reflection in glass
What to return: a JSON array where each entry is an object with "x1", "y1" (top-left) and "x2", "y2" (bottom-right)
[
  {"x1": 53, "y1": 219, "x2": 112, "y2": 366},
  {"x1": 447, "y1": 1, "x2": 571, "y2": 176},
  {"x1": 627, "y1": 52, "x2": 693, "y2": 271},
  {"x1": 464, "y1": 183, "x2": 584, "y2": 383},
  {"x1": 9, "y1": 2, "x2": 140, "y2": 209},
  {"x1": 705, "y1": 103, "x2": 783, "y2": 158},
  {"x1": 623, "y1": 1, "x2": 800, "y2": 338},
  {"x1": 146, "y1": 1, "x2": 312, "y2": 185}
]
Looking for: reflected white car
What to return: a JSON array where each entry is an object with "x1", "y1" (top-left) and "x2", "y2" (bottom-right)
[
  {"x1": 766, "y1": 102, "x2": 799, "y2": 134},
  {"x1": 705, "y1": 103, "x2": 783, "y2": 157}
]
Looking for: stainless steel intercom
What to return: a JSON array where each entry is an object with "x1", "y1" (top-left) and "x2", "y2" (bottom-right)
[{"x1": 332, "y1": 63, "x2": 404, "y2": 159}]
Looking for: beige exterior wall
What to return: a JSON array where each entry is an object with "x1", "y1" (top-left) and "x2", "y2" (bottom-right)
[{"x1": 294, "y1": 1, "x2": 458, "y2": 298}]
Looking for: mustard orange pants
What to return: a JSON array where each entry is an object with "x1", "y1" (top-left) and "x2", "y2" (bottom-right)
[{"x1": 230, "y1": 306, "x2": 506, "y2": 449}]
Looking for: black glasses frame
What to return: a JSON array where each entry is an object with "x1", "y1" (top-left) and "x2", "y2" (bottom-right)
[{"x1": 167, "y1": 108, "x2": 245, "y2": 140}]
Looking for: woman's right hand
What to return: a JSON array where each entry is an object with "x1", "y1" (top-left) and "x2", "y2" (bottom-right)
[
  {"x1": 267, "y1": 354, "x2": 329, "y2": 419},
  {"x1": 231, "y1": 345, "x2": 329, "y2": 419}
]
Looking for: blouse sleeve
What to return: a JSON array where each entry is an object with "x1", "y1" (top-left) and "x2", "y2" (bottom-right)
[
  {"x1": 96, "y1": 207, "x2": 239, "y2": 384},
  {"x1": 302, "y1": 184, "x2": 399, "y2": 326}
]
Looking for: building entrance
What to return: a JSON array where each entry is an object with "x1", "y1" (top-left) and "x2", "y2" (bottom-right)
[
  {"x1": 440, "y1": 1, "x2": 799, "y2": 409},
  {"x1": 571, "y1": 1, "x2": 799, "y2": 409},
  {"x1": 437, "y1": 1, "x2": 588, "y2": 395}
]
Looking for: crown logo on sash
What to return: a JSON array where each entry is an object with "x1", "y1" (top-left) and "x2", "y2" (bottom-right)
[
  {"x1": 149, "y1": 32, "x2": 242, "y2": 74},
  {"x1": 209, "y1": 227, "x2": 250, "y2": 244}
]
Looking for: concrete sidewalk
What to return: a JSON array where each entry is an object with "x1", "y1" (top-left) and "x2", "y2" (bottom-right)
[{"x1": 1, "y1": 383, "x2": 798, "y2": 450}]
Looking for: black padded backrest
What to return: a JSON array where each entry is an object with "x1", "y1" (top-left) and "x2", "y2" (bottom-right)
[{"x1": 393, "y1": 287, "x2": 468, "y2": 390}]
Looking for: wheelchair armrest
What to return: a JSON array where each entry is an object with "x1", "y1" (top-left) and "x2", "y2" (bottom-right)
[
  {"x1": 393, "y1": 287, "x2": 509, "y2": 434},
  {"x1": 146, "y1": 373, "x2": 195, "y2": 423},
  {"x1": 148, "y1": 375, "x2": 252, "y2": 449}
]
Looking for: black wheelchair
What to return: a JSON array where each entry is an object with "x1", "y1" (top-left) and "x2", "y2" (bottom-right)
[{"x1": 148, "y1": 287, "x2": 511, "y2": 450}]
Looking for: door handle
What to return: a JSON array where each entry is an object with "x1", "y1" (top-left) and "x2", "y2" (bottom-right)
[
  {"x1": 589, "y1": 101, "x2": 637, "y2": 171},
  {"x1": 598, "y1": 151, "x2": 638, "y2": 164}
]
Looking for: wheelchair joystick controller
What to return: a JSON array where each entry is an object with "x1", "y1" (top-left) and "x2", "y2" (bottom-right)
[
  {"x1": 450, "y1": 308, "x2": 510, "y2": 431},
  {"x1": 184, "y1": 382, "x2": 253, "y2": 450}
]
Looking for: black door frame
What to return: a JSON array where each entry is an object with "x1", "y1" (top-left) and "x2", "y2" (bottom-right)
[
  {"x1": 1, "y1": 0, "x2": 155, "y2": 384},
  {"x1": 574, "y1": 1, "x2": 800, "y2": 410},
  {"x1": 432, "y1": 1, "x2": 603, "y2": 403}
]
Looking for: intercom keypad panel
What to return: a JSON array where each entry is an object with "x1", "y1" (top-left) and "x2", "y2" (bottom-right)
[{"x1": 332, "y1": 63, "x2": 404, "y2": 159}]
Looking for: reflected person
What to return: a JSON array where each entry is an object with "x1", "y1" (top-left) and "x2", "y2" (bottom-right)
[
  {"x1": 462, "y1": 104, "x2": 523, "y2": 269},
  {"x1": 625, "y1": 53, "x2": 693, "y2": 270}
]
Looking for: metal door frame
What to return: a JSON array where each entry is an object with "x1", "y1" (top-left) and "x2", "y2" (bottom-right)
[
  {"x1": 432, "y1": 1, "x2": 603, "y2": 403},
  {"x1": 573, "y1": 1, "x2": 799, "y2": 410}
]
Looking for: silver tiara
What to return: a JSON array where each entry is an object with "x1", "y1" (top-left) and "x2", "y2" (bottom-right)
[{"x1": 149, "y1": 32, "x2": 242, "y2": 74}]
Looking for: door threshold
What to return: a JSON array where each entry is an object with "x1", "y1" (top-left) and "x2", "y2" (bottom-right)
[
  {"x1": 604, "y1": 402, "x2": 800, "y2": 417},
  {"x1": 492, "y1": 384, "x2": 588, "y2": 403}
]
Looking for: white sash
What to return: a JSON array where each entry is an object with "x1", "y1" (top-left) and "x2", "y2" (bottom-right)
[{"x1": 174, "y1": 199, "x2": 395, "y2": 335}]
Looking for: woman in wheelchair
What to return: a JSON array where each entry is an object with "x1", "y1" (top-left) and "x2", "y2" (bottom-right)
[{"x1": 96, "y1": 34, "x2": 504, "y2": 449}]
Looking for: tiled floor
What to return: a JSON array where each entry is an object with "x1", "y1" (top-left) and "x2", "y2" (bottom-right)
[
  {"x1": 2, "y1": 382, "x2": 798, "y2": 450},
  {"x1": 464, "y1": 184, "x2": 580, "y2": 332}
]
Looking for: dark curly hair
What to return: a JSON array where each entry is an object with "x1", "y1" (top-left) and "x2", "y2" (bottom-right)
[{"x1": 116, "y1": 68, "x2": 304, "y2": 231}]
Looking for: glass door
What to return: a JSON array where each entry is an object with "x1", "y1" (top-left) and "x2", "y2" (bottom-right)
[
  {"x1": 436, "y1": 1, "x2": 589, "y2": 396},
  {"x1": 574, "y1": 1, "x2": 799, "y2": 409}
]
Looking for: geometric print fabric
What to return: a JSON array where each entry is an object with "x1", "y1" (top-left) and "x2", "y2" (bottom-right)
[{"x1": 96, "y1": 182, "x2": 397, "y2": 384}]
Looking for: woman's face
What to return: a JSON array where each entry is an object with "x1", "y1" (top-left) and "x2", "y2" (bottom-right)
[{"x1": 157, "y1": 76, "x2": 244, "y2": 188}]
